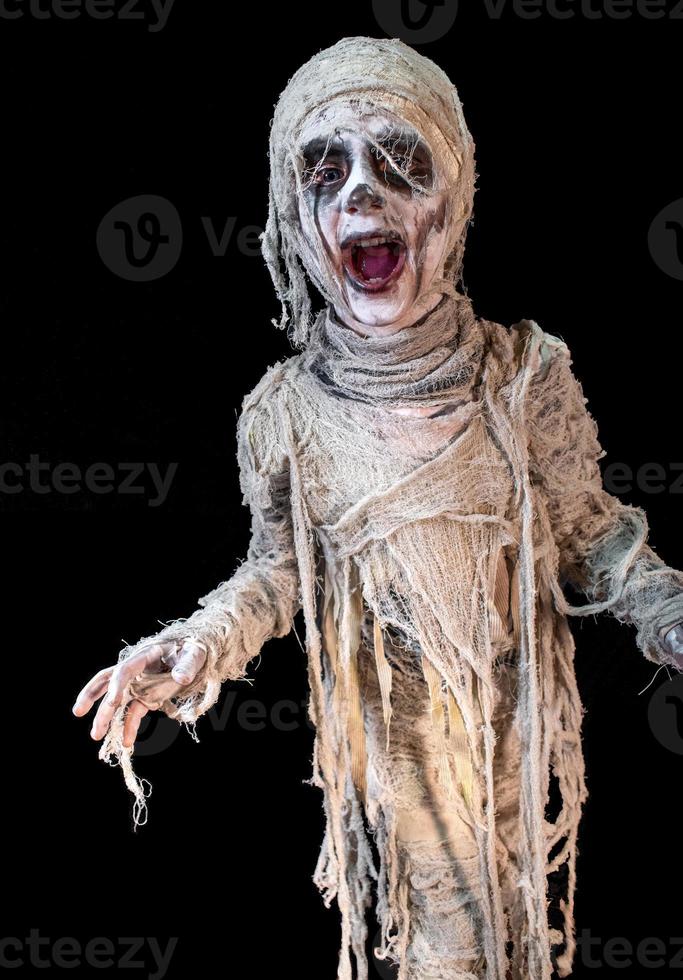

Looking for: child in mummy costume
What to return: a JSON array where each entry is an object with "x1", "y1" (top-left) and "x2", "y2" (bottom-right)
[{"x1": 74, "y1": 36, "x2": 683, "y2": 980}]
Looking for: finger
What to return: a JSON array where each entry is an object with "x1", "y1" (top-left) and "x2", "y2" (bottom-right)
[
  {"x1": 90, "y1": 656, "x2": 146, "y2": 740},
  {"x1": 89, "y1": 642, "x2": 177, "y2": 740},
  {"x1": 122, "y1": 699, "x2": 149, "y2": 749},
  {"x1": 90, "y1": 687, "x2": 125, "y2": 741},
  {"x1": 170, "y1": 642, "x2": 207, "y2": 685},
  {"x1": 105, "y1": 642, "x2": 175, "y2": 707},
  {"x1": 72, "y1": 667, "x2": 114, "y2": 716}
]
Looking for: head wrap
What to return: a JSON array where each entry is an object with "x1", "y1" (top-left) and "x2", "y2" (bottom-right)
[{"x1": 260, "y1": 36, "x2": 477, "y2": 347}]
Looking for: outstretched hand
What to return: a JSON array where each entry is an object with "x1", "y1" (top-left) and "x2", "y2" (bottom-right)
[
  {"x1": 72, "y1": 640, "x2": 207, "y2": 748},
  {"x1": 660, "y1": 623, "x2": 683, "y2": 670}
]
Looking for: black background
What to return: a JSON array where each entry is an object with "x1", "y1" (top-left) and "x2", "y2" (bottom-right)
[{"x1": 3, "y1": 1, "x2": 683, "y2": 977}]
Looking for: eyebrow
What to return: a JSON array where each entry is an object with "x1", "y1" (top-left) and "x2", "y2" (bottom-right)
[
  {"x1": 373, "y1": 126, "x2": 432, "y2": 162},
  {"x1": 301, "y1": 135, "x2": 348, "y2": 160},
  {"x1": 301, "y1": 128, "x2": 431, "y2": 162},
  {"x1": 373, "y1": 126, "x2": 426, "y2": 150}
]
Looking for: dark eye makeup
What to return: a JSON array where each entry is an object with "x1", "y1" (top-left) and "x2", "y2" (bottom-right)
[
  {"x1": 371, "y1": 141, "x2": 433, "y2": 187},
  {"x1": 300, "y1": 131, "x2": 433, "y2": 192}
]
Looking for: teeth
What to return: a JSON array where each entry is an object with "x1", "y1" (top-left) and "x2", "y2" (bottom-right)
[{"x1": 353, "y1": 236, "x2": 400, "y2": 249}]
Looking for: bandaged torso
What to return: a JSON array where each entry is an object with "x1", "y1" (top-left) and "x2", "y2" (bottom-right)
[
  {"x1": 296, "y1": 357, "x2": 520, "y2": 658},
  {"x1": 256, "y1": 295, "x2": 528, "y2": 811}
]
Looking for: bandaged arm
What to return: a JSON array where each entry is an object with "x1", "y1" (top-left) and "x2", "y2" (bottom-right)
[{"x1": 524, "y1": 326, "x2": 683, "y2": 668}]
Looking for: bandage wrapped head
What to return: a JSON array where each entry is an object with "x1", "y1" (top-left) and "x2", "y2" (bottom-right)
[{"x1": 261, "y1": 36, "x2": 477, "y2": 346}]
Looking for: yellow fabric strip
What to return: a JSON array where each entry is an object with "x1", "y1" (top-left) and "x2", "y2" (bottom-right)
[
  {"x1": 372, "y1": 613, "x2": 393, "y2": 751},
  {"x1": 510, "y1": 560, "x2": 521, "y2": 648},
  {"x1": 493, "y1": 547, "x2": 510, "y2": 623},
  {"x1": 421, "y1": 654, "x2": 454, "y2": 799},
  {"x1": 346, "y1": 646, "x2": 367, "y2": 802},
  {"x1": 322, "y1": 559, "x2": 367, "y2": 804},
  {"x1": 447, "y1": 687, "x2": 475, "y2": 810},
  {"x1": 488, "y1": 544, "x2": 511, "y2": 645},
  {"x1": 342, "y1": 565, "x2": 367, "y2": 804}
]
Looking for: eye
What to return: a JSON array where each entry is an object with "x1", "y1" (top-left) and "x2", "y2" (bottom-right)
[
  {"x1": 315, "y1": 167, "x2": 344, "y2": 184},
  {"x1": 301, "y1": 162, "x2": 346, "y2": 188},
  {"x1": 371, "y1": 145, "x2": 432, "y2": 188},
  {"x1": 388, "y1": 154, "x2": 411, "y2": 171},
  {"x1": 373, "y1": 147, "x2": 411, "y2": 177}
]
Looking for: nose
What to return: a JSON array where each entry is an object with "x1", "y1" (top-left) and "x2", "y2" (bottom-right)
[{"x1": 344, "y1": 181, "x2": 385, "y2": 214}]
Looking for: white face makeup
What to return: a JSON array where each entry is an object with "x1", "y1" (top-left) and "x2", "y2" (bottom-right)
[{"x1": 297, "y1": 106, "x2": 452, "y2": 336}]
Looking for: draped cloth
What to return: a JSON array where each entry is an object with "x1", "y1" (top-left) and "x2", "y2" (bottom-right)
[
  {"x1": 94, "y1": 36, "x2": 683, "y2": 980},
  {"x1": 307, "y1": 292, "x2": 488, "y2": 409},
  {"x1": 98, "y1": 289, "x2": 683, "y2": 978},
  {"x1": 275, "y1": 300, "x2": 683, "y2": 979},
  {"x1": 284, "y1": 294, "x2": 581, "y2": 980}
]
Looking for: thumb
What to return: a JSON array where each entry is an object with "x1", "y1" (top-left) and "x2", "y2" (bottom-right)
[{"x1": 170, "y1": 641, "x2": 207, "y2": 685}]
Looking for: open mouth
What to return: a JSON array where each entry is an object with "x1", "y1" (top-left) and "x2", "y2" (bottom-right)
[{"x1": 340, "y1": 231, "x2": 407, "y2": 293}]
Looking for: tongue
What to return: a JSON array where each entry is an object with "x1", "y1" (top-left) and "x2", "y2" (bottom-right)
[{"x1": 359, "y1": 245, "x2": 398, "y2": 281}]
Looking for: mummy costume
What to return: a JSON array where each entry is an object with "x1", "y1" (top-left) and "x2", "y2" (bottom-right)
[{"x1": 97, "y1": 37, "x2": 683, "y2": 980}]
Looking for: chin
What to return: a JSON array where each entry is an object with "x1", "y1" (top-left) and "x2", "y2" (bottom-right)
[{"x1": 344, "y1": 291, "x2": 415, "y2": 327}]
